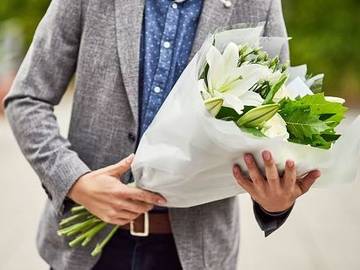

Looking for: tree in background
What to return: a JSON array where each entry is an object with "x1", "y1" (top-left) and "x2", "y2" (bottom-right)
[
  {"x1": 0, "y1": 0, "x2": 49, "y2": 49},
  {"x1": 0, "y1": 0, "x2": 359, "y2": 104},
  {"x1": 283, "y1": 0, "x2": 360, "y2": 105}
]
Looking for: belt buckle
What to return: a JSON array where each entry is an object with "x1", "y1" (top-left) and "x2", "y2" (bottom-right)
[{"x1": 130, "y1": 212, "x2": 149, "y2": 237}]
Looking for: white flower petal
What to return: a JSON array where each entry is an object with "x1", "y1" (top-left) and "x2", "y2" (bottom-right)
[
  {"x1": 238, "y1": 63, "x2": 273, "y2": 80},
  {"x1": 325, "y1": 96, "x2": 346, "y2": 104},
  {"x1": 240, "y1": 91, "x2": 264, "y2": 106},
  {"x1": 223, "y1": 94, "x2": 245, "y2": 115},
  {"x1": 222, "y1": 42, "x2": 241, "y2": 78},
  {"x1": 228, "y1": 77, "x2": 259, "y2": 97},
  {"x1": 262, "y1": 113, "x2": 289, "y2": 139},
  {"x1": 206, "y1": 45, "x2": 225, "y2": 91}
]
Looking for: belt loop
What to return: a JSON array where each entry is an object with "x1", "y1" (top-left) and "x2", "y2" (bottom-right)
[{"x1": 130, "y1": 212, "x2": 149, "y2": 237}]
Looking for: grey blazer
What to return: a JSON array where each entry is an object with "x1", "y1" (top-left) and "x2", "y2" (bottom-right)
[{"x1": 5, "y1": 0, "x2": 291, "y2": 269}]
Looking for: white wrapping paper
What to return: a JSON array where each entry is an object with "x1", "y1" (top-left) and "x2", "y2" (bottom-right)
[{"x1": 132, "y1": 27, "x2": 360, "y2": 208}]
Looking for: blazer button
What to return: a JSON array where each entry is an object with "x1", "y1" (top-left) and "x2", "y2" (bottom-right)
[{"x1": 128, "y1": 132, "x2": 136, "y2": 143}]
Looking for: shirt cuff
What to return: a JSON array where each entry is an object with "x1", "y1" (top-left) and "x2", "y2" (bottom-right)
[{"x1": 258, "y1": 203, "x2": 294, "y2": 217}]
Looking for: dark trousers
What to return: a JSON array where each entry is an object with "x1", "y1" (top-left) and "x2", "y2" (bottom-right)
[{"x1": 92, "y1": 229, "x2": 182, "y2": 270}]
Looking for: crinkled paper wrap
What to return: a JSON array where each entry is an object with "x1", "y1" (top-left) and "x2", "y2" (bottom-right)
[{"x1": 132, "y1": 26, "x2": 360, "y2": 208}]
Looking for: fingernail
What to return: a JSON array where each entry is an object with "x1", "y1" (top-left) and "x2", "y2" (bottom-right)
[
  {"x1": 233, "y1": 165, "x2": 239, "y2": 176},
  {"x1": 262, "y1": 151, "x2": 271, "y2": 161},
  {"x1": 244, "y1": 154, "x2": 252, "y2": 164},
  {"x1": 157, "y1": 198, "x2": 166, "y2": 205},
  {"x1": 313, "y1": 170, "x2": 321, "y2": 177},
  {"x1": 287, "y1": 160, "x2": 294, "y2": 168}
]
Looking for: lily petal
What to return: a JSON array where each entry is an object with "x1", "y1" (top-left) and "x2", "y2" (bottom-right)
[
  {"x1": 206, "y1": 45, "x2": 224, "y2": 91},
  {"x1": 325, "y1": 96, "x2": 346, "y2": 104},
  {"x1": 262, "y1": 113, "x2": 289, "y2": 139},
  {"x1": 239, "y1": 91, "x2": 264, "y2": 106},
  {"x1": 222, "y1": 42, "x2": 241, "y2": 81},
  {"x1": 223, "y1": 94, "x2": 245, "y2": 115}
]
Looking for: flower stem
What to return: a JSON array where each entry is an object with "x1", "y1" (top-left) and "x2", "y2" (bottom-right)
[
  {"x1": 81, "y1": 222, "x2": 107, "y2": 246},
  {"x1": 69, "y1": 222, "x2": 107, "y2": 248},
  {"x1": 91, "y1": 225, "x2": 119, "y2": 257},
  {"x1": 59, "y1": 211, "x2": 90, "y2": 227},
  {"x1": 57, "y1": 217, "x2": 99, "y2": 236},
  {"x1": 70, "y1": 205, "x2": 86, "y2": 214}
]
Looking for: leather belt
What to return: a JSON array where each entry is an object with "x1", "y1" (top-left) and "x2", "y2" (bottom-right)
[{"x1": 122, "y1": 212, "x2": 172, "y2": 236}]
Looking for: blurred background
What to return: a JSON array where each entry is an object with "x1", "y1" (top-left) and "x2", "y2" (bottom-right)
[{"x1": 0, "y1": 0, "x2": 359, "y2": 269}]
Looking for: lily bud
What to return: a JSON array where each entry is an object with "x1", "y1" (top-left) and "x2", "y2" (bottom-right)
[
  {"x1": 236, "y1": 103, "x2": 279, "y2": 128},
  {"x1": 204, "y1": 97, "x2": 224, "y2": 116}
]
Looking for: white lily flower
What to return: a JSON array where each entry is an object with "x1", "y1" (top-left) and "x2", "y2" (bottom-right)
[
  {"x1": 204, "y1": 43, "x2": 269, "y2": 114},
  {"x1": 261, "y1": 113, "x2": 289, "y2": 139},
  {"x1": 213, "y1": 90, "x2": 245, "y2": 114}
]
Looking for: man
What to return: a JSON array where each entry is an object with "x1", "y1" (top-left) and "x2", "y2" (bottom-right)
[{"x1": 4, "y1": 0, "x2": 321, "y2": 269}]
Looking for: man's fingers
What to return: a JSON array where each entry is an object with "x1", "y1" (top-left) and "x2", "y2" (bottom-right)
[
  {"x1": 283, "y1": 160, "x2": 296, "y2": 188},
  {"x1": 233, "y1": 164, "x2": 253, "y2": 193},
  {"x1": 243, "y1": 154, "x2": 264, "y2": 186},
  {"x1": 123, "y1": 186, "x2": 167, "y2": 205},
  {"x1": 104, "y1": 153, "x2": 135, "y2": 177},
  {"x1": 106, "y1": 217, "x2": 131, "y2": 226},
  {"x1": 115, "y1": 199, "x2": 154, "y2": 214},
  {"x1": 114, "y1": 209, "x2": 140, "y2": 220},
  {"x1": 262, "y1": 151, "x2": 280, "y2": 187},
  {"x1": 296, "y1": 170, "x2": 321, "y2": 195}
]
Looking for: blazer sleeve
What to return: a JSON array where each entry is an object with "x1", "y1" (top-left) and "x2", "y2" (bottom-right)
[
  {"x1": 252, "y1": 0, "x2": 293, "y2": 236},
  {"x1": 263, "y1": 0, "x2": 290, "y2": 63},
  {"x1": 253, "y1": 200, "x2": 294, "y2": 237},
  {"x1": 4, "y1": 0, "x2": 90, "y2": 215}
]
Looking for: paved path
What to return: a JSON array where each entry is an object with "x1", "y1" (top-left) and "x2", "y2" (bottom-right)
[{"x1": 1, "y1": 94, "x2": 359, "y2": 269}]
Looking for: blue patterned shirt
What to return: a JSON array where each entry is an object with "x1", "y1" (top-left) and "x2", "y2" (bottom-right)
[{"x1": 139, "y1": 0, "x2": 204, "y2": 137}]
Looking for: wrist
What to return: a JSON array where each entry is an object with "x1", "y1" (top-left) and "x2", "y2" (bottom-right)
[
  {"x1": 67, "y1": 172, "x2": 91, "y2": 202},
  {"x1": 254, "y1": 198, "x2": 294, "y2": 214},
  {"x1": 260, "y1": 202, "x2": 294, "y2": 214}
]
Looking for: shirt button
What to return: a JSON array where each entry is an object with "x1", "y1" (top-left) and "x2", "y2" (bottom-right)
[
  {"x1": 154, "y1": 86, "x2": 162, "y2": 93},
  {"x1": 172, "y1": 3, "x2": 178, "y2": 9},
  {"x1": 163, "y1": 41, "x2": 171, "y2": 49}
]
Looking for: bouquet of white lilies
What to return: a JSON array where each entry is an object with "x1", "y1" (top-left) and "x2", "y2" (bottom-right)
[
  {"x1": 201, "y1": 41, "x2": 346, "y2": 149},
  {"x1": 58, "y1": 24, "x2": 360, "y2": 255}
]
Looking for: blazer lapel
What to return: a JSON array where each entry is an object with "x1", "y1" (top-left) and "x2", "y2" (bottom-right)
[
  {"x1": 113, "y1": 0, "x2": 234, "y2": 124},
  {"x1": 190, "y1": 0, "x2": 235, "y2": 59},
  {"x1": 114, "y1": 0, "x2": 144, "y2": 126}
]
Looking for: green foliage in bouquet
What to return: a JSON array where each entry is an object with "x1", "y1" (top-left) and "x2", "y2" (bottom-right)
[
  {"x1": 279, "y1": 94, "x2": 347, "y2": 149},
  {"x1": 200, "y1": 43, "x2": 348, "y2": 149}
]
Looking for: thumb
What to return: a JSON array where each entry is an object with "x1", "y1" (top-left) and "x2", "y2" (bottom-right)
[
  {"x1": 296, "y1": 170, "x2": 321, "y2": 195},
  {"x1": 105, "y1": 153, "x2": 135, "y2": 177}
]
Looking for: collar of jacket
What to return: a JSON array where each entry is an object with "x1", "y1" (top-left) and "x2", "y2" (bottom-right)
[{"x1": 114, "y1": 0, "x2": 234, "y2": 126}]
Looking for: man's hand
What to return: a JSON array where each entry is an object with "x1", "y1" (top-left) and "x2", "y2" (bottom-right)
[
  {"x1": 67, "y1": 154, "x2": 166, "y2": 226},
  {"x1": 233, "y1": 151, "x2": 321, "y2": 213}
]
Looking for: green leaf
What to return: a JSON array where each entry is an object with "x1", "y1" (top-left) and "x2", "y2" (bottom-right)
[
  {"x1": 281, "y1": 110, "x2": 329, "y2": 141},
  {"x1": 263, "y1": 74, "x2": 288, "y2": 104},
  {"x1": 216, "y1": 106, "x2": 241, "y2": 121},
  {"x1": 279, "y1": 93, "x2": 348, "y2": 148},
  {"x1": 282, "y1": 93, "x2": 347, "y2": 126}
]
